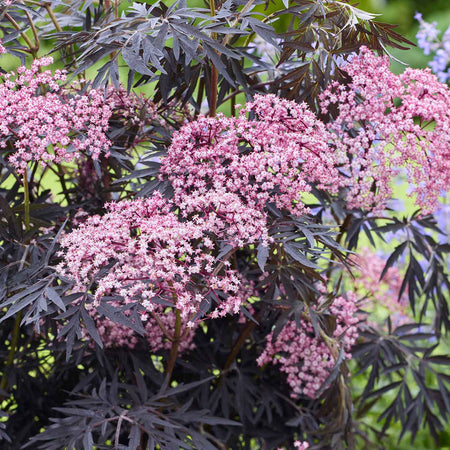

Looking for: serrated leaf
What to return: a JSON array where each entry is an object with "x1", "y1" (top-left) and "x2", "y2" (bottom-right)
[
  {"x1": 80, "y1": 307, "x2": 103, "y2": 348},
  {"x1": 128, "y1": 425, "x2": 140, "y2": 450}
]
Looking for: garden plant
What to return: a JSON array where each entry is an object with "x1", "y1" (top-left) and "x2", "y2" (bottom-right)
[{"x1": 0, "y1": 0, "x2": 449, "y2": 448}]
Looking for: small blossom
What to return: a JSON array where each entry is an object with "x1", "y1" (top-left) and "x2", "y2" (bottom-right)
[
  {"x1": 258, "y1": 292, "x2": 359, "y2": 398},
  {"x1": 161, "y1": 94, "x2": 344, "y2": 245},
  {"x1": 351, "y1": 248, "x2": 410, "y2": 326}
]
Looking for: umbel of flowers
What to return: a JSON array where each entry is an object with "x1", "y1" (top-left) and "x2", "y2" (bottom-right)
[
  {"x1": 161, "y1": 94, "x2": 344, "y2": 246},
  {"x1": 57, "y1": 193, "x2": 243, "y2": 322},
  {"x1": 54, "y1": 49, "x2": 450, "y2": 400},
  {"x1": 321, "y1": 47, "x2": 450, "y2": 214},
  {"x1": 0, "y1": 57, "x2": 112, "y2": 174}
]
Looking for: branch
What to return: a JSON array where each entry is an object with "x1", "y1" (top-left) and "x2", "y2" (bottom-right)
[
  {"x1": 224, "y1": 310, "x2": 262, "y2": 371},
  {"x1": 164, "y1": 309, "x2": 181, "y2": 385},
  {"x1": 5, "y1": 12, "x2": 37, "y2": 55}
]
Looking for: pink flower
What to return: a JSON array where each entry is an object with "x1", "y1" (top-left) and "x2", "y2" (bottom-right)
[
  {"x1": 321, "y1": 47, "x2": 450, "y2": 214},
  {"x1": 160, "y1": 94, "x2": 344, "y2": 246},
  {"x1": 0, "y1": 58, "x2": 112, "y2": 174},
  {"x1": 351, "y1": 248, "x2": 410, "y2": 326},
  {"x1": 258, "y1": 292, "x2": 359, "y2": 398},
  {"x1": 57, "y1": 193, "x2": 248, "y2": 322}
]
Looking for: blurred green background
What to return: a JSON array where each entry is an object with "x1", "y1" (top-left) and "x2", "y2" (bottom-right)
[{"x1": 359, "y1": 0, "x2": 450, "y2": 72}]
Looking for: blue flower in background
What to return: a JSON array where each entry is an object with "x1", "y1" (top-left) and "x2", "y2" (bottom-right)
[
  {"x1": 415, "y1": 13, "x2": 441, "y2": 55},
  {"x1": 415, "y1": 12, "x2": 450, "y2": 83},
  {"x1": 429, "y1": 49, "x2": 450, "y2": 82}
]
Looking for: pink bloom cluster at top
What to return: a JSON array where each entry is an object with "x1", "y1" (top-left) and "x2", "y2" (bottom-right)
[
  {"x1": 352, "y1": 248, "x2": 409, "y2": 325},
  {"x1": 0, "y1": 58, "x2": 112, "y2": 174},
  {"x1": 83, "y1": 305, "x2": 196, "y2": 353},
  {"x1": 57, "y1": 193, "x2": 246, "y2": 322},
  {"x1": 321, "y1": 47, "x2": 450, "y2": 214},
  {"x1": 160, "y1": 94, "x2": 344, "y2": 246},
  {"x1": 257, "y1": 292, "x2": 359, "y2": 398}
]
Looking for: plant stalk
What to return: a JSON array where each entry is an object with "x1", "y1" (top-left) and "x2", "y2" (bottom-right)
[
  {"x1": 164, "y1": 309, "x2": 182, "y2": 385},
  {"x1": 224, "y1": 314, "x2": 260, "y2": 370},
  {"x1": 5, "y1": 13, "x2": 38, "y2": 57},
  {"x1": 44, "y1": 3, "x2": 62, "y2": 32},
  {"x1": 208, "y1": 0, "x2": 218, "y2": 117},
  {"x1": 23, "y1": 174, "x2": 30, "y2": 232},
  {"x1": 209, "y1": 64, "x2": 218, "y2": 117}
]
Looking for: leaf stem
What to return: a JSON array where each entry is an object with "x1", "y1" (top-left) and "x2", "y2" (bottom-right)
[
  {"x1": 0, "y1": 311, "x2": 22, "y2": 393},
  {"x1": 196, "y1": 76, "x2": 205, "y2": 116},
  {"x1": 224, "y1": 311, "x2": 261, "y2": 370},
  {"x1": 230, "y1": 90, "x2": 236, "y2": 117},
  {"x1": 24, "y1": 10, "x2": 39, "y2": 51},
  {"x1": 208, "y1": 0, "x2": 216, "y2": 20},
  {"x1": 209, "y1": 64, "x2": 218, "y2": 117},
  {"x1": 44, "y1": 3, "x2": 62, "y2": 32},
  {"x1": 150, "y1": 311, "x2": 171, "y2": 341}
]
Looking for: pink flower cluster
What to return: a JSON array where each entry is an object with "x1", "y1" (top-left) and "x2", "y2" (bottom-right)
[
  {"x1": 352, "y1": 249, "x2": 409, "y2": 325},
  {"x1": 70, "y1": 86, "x2": 159, "y2": 201},
  {"x1": 257, "y1": 292, "x2": 359, "y2": 398},
  {"x1": 0, "y1": 58, "x2": 112, "y2": 174},
  {"x1": 57, "y1": 193, "x2": 246, "y2": 322},
  {"x1": 321, "y1": 47, "x2": 450, "y2": 214},
  {"x1": 160, "y1": 94, "x2": 344, "y2": 246}
]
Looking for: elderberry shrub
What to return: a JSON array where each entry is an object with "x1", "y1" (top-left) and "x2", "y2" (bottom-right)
[{"x1": 0, "y1": 1, "x2": 448, "y2": 449}]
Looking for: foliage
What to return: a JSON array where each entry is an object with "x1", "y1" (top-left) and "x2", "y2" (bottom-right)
[{"x1": 0, "y1": 0, "x2": 448, "y2": 449}]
